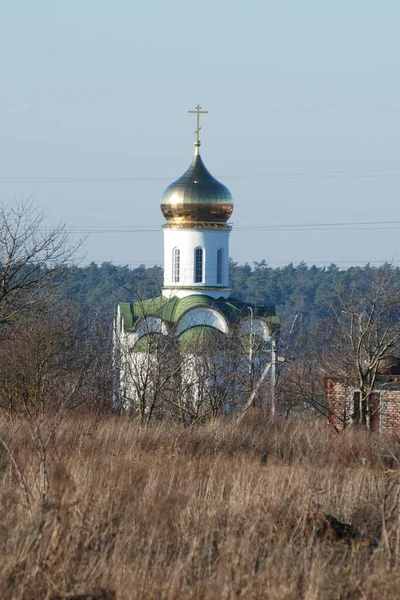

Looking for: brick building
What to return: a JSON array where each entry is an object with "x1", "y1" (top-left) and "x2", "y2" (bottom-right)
[{"x1": 326, "y1": 360, "x2": 400, "y2": 432}]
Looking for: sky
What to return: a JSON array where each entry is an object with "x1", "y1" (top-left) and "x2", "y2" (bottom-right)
[{"x1": 0, "y1": 0, "x2": 399, "y2": 269}]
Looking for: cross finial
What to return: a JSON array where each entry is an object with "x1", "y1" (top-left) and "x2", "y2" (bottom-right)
[{"x1": 188, "y1": 104, "x2": 208, "y2": 145}]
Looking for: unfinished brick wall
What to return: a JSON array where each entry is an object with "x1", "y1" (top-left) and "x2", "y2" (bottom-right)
[
  {"x1": 326, "y1": 379, "x2": 400, "y2": 433},
  {"x1": 326, "y1": 379, "x2": 352, "y2": 430},
  {"x1": 382, "y1": 391, "x2": 400, "y2": 431}
]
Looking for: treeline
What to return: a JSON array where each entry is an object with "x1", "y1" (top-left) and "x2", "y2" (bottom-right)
[{"x1": 62, "y1": 259, "x2": 399, "y2": 333}]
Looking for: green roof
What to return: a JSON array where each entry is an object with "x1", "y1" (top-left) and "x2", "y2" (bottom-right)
[
  {"x1": 132, "y1": 326, "x2": 228, "y2": 353},
  {"x1": 178, "y1": 325, "x2": 226, "y2": 352},
  {"x1": 118, "y1": 294, "x2": 278, "y2": 333}
]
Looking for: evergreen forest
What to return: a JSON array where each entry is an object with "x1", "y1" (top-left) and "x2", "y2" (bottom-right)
[{"x1": 62, "y1": 259, "x2": 398, "y2": 334}]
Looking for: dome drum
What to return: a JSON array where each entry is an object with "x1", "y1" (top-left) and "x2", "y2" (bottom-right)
[{"x1": 161, "y1": 202, "x2": 233, "y2": 228}]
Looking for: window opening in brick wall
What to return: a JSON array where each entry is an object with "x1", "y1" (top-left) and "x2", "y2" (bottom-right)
[{"x1": 353, "y1": 391, "x2": 380, "y2": 429}]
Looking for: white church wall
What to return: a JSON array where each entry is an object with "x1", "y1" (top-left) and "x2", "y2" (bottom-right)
[
  {"x1": 115, "y1": 338, "x2": 274, "y2": 416},
  {"x1": 121, "y1": 351, "x2": 158, "y2": 413},
  {"x1": 116, "y1": 332, "x2": 170, "y2": 415},
  {"x1": 179, "y1": 352, "x2": 262, "y2": 415}
]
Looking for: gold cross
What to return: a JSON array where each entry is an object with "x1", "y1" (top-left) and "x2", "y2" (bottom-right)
[{"x1": 188, "y1": 104, "x2": 208, "y2": 143}]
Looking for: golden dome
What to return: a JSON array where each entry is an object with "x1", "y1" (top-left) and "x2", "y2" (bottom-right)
[{"x1": 161, "y1": 143, "x2": 233, "y2": 228}]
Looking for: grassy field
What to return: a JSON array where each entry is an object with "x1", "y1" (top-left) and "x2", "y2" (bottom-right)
[{"x1": 1, "y1": 413, "x2": 400, "y2": 599}]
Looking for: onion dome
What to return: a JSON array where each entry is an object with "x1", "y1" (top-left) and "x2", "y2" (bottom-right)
[{"x1": 161, "y1": 142, "x2": 233, "y2": 228}]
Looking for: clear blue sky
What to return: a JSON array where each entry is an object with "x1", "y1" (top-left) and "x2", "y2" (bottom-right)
[{"x1": 1, "y1": 1, "x2": 399, "y2": 268}]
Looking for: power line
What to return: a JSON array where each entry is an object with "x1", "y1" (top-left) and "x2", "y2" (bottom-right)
[
  {"x1": 38, "y1": 219, "x2": 400, "y2": 234},
  {"x1": 1, "y1": 166, "x2": 400, "y2": 183}
]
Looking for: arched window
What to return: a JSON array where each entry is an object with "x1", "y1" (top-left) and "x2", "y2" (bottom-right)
[
  {"x1": 173, "y1": 248, "x2": 180, "y2": 283},
  {"x1": 217, "y1": 248, "x2": 223, "y2": 284},
  {"x1": 194, "y1": 247, "x2": 203, "y2": 283}
]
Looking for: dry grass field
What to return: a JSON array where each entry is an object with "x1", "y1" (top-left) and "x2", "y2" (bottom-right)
[{"x1": 1, "y1": 413, "x2": 400, "y2": 599}]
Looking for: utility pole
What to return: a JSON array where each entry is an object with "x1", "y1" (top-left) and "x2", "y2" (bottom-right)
[
  {"x1": 271, "y1": 337, "x2": 278, "y2": 417},
  {"x1": 248, "y1": 307, "x2": 254, "y2": 395}
]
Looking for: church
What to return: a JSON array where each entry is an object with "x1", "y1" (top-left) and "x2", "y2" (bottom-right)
[{"x1": 113, "y1": 106, "x2": 279, "y2": 419}]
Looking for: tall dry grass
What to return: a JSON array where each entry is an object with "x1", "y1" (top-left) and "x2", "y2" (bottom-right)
[{"x1": 0, "y1": 413, "x2": 400, "y2": 599}]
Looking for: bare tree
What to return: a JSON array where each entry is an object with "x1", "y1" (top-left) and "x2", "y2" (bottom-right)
[
  {"x1": 0, "y1": 199, "x2": 80, "y2": 325},
  {"x1": 277, "y1": 355, "x2": 330, "y2": 420},
  {"x1": 324, "y1": 264, "x2": 400, "y2": 429},
  {"x1": 176, "y1": 333, "x2": 247, "y2": 420},
  {"x1": 0, "y1": 303, "x2": 112, "y2": 506},
  {"x1": 0, "y1": 304, "x2": 111, "y2": 415},
  {"x1": 273, "y1": 321, "x2": 329, "y2": 421}
]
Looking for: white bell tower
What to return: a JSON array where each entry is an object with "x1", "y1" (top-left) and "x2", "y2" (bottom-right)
[{"x1": 160, "y1": 106, "x2": 233, "y2": 299}]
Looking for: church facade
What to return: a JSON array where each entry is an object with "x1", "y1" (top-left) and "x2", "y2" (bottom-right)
[{"x1": 113, "y1": 107, "x2": 279, "y2": 417}]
